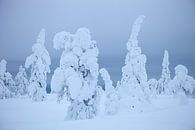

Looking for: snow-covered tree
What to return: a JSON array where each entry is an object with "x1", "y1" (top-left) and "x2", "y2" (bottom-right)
[
  {"x1": 146, "y1": 78, "x2": 158, "y2": 98},
  {"x1": 25, "y1": 29, "x2": 51, "y2": 101},
  {"x1": 116, "y1": 15, "x2": 149, "y2": 111},
  {"x1": 15, "y1": 65, "x2": 29, "y2": 96},
  {"x1": 0, "y1": 59, "x2": 15, "y2": 99},
  {"x1": 99, "y1": 68, "x2": 118, "y2": 115},
  {"x1": 4, "y1": 72, "x2": 16, "y2": 95},
  {"x1": 51, "y1": 67, "x2": 67, "y2": 102},
  {"x1": 0, "y1": 59, "x2": 6, "y2": 75},
  {"x1": 51, "y1": 28, "x2": 100, "y2": 120},
  {"x1": 157, "y1": 50, "x2": 171, "y2": 94},
  {"x1": 169, "y1": 65, "x2": 195, "y2": 96}
]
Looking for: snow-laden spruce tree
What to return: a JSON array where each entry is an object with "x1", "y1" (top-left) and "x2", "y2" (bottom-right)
[
  {"x1": 116, "y1": 15, "x2": 149, "y2": 111},
  {"x1": 0, "y1": 59, "x2": 14, "y2": 99},
  {"x1": 51, "y1": 28, "x2": 100, "y2": 120},
  {"x1": 169, "y1": 65, "x2": 195, "y2": 96},
  {"x1": 157, "y1": 50, "x2": 171, "y2": 94},
  {"x1": 15, "y1": 65, "x2": 29, "y2": 96},
  {"x1": 99, "y1": 68, "x2": 118, "y2": 115},
  {"x1": 25, "y1": 29, "x2": 51, "y2": 101}
]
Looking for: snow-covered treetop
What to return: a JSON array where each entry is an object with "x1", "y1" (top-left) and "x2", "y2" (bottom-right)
[
  {"x1": 53, "y1": 28, "x2": 96, "y2": 52},
  {"x1": 171, "y1": 64, "x2": 195, "y2": 93},
  {"x1": 125, "y1": 15, "x2": 146, "y2": 65},
  {"x1": 162, "y1": 50, "x2": 169, "y2": 67},
  {"x1": 0, "y1": 59, "x2": 7, "y2": 76},
  {"x1": 99, "y1": 68, "x2": 114, "y2": 93},
  {"x1": 127, "y1": 15, "x2": 145, "y2": 51},
  {"x1": 100, "y1": 68, "x2": 112, "y2": 84},
  {"x1": 18, "y1": 65, "x2": 25, "y2": 72},
  {"x1": 121, "y1": 15, "x2": 147, "y2": 83},
  {"x1": 36, "y1": 28, "x2": 45, "y2": 45},
  {"x1": 25, "y1": 28, "x2": 51, "y2": 73},
  {"x1": 148, "y1": 78, "x2": 158, "y2": 84},
  {"x1": 53, "y1": 28, "x2": 99, "y2": 77},
  {"x1": 175, "y1": 65, "x2": 188, "y2": 80}
]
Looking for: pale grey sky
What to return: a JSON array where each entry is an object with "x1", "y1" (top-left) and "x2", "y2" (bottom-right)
[{"x1": 0, "y1": 0, "x2": 195, "y2": 81}]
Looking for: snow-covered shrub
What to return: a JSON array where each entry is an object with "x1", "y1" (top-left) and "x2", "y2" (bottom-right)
[
  {"x1": 52, "y1": 28, "x2": 100, "y2": 120},
  {"x1": 116, "y1": 15, "x2": 149, "y2": 111},
  {"x1": 99, "y1": 68, "x2": 118, "y2": 115},
  {"x1": 157, "y1": 50, "x2": 171, "y2": 94},
  {"x1": 15, "y1": 65, "x2": 29, "y2": 96},
  {"x1": 169, "y1": 65, "x2": 195, "y2": 96},
  {"x1": 146, "y1": 79, "x2": 158, "y2": 98},
  {"x1": 0, "y1": 59, "x2": 15, "y2": 99},
  {"x1": 25, "y1": 29, "x2": 51, "y2": 101}
]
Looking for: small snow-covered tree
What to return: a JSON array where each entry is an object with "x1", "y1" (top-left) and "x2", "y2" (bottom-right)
[
  {"x1": 146, "y1": 79, "x2": 158, "y2": 98},
  {"x1": 99, "y1": 68, "x2": 118, "y2": 115},
  {"x1": 52, "y1": 28, "x2": 100, "y2": 120},
  {"x1": 116, "y1": 15, "x2": 149, "y2": 111},
  {"x1": 169, "y1": 65, "x2": 195, "y2": 96},
  {"x1": 0, "y1": 59, "x2": 14, "y2": 99},
  {"x1": 4, "y1": 72, "x2": 16, "y2": 95},
  {"x1": 157, "y1": 50, "x2": 171, "y2": 94},
  {"x1": 0, "y1": 59, "x2": 6, "y2": 75},
  {"x1": 51, "y1": 67, "x2": 67, "y2": 102},
  {"x1": 15, "y1": 65, "x2": 29, "y2": 96},
  {"x1": 25, "y1": 29, "x2": 51, "y2": 101}
]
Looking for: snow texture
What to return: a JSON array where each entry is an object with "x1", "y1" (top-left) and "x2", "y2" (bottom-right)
[{"x1": 0, "y1": 94, "x2": 195, "y2": 130}]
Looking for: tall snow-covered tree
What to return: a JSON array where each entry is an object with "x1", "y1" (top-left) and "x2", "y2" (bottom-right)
[
  {"x1": 99, "y1": 68, "x2": 119, "y2": 115},
  {"x1": 15, "y1": 65, "x2": 29, "y2": 96},
  {"x1": 0, "y1": 59, "x2": 15, "y2": 99},
  {"x1": 51, "y1": 28, "x2": 100, "y2": 120},
  {"x1": 25, "y1": 29, "x2": 51, "y2": 101},
  {"x1": 116, "y1": 15, "x2": 149, "y2": 111},
  {"x1": 169, "y1": 65, "x2": 195, "y2": 96},
  {"x1": 158, "y1": 50, "x2": 171, "y2": 94}
]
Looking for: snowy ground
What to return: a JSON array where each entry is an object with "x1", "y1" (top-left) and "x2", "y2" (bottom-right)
[{"x1": 0, "y1": 94, "x2": 195, "y2": 130}]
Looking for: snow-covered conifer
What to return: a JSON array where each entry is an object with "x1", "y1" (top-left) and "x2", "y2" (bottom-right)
[
  {"x1": 0, "y1": 59, "x2": 14, "y2": 98},
  {"x1": 146, "y1": 79, "x2": 158, "y2": 98},
  {"x1": 52, "y1": 28, "x2": 100, "y2": 120},
  {"x1": 157, "y1": 50, "x2": 171, "y2": 94},
  {"x1": 99, "y1": 68, "x2": 118, "y2": 115},
  {"x1": 116, "y1": 15, "x2": 149, "y2": 111},
  {"x1": 169, "y1": 65, "x2": 195, "y2": 96},
  {"x1": 4, "y1": 72, "x2": 16, "y2": 95},
  {"x1": 0, "y1": 59, "x2": 6, "y2": 75},
  {"x1": 25, "y1": 29, "x2": 51, "y2": 101},
  {"x1": 15, "y1": 65, "x2": 29, "y2": 96}
]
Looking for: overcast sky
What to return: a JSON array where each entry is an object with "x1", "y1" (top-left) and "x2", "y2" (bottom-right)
[{"x1": 0, "y1": 0, "x2": 195, "y2": 81}]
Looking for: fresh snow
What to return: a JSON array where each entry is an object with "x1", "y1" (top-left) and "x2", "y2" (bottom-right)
[{"x1": 0, "y1": 94, "x2": 195, "y2": 130}]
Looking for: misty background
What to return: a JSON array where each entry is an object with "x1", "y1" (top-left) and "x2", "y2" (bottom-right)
[{"x1": 0, "y1": 0, "x2": 195, "y2": 85}]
